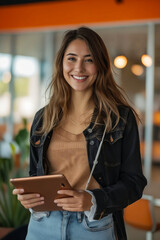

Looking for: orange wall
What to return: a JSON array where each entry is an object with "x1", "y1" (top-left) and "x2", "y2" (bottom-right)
[{"x1": 0, "y1": 0, "x2": 160, "y2": 31}]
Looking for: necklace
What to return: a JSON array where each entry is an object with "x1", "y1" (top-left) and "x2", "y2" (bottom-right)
[{"x1": 67, "y1": 109, "x2": 94, "y2": 127}]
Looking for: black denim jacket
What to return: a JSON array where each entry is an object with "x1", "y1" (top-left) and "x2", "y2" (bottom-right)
[{"x1": 29, "y1": 106, "x2": 147, "y2": 240}]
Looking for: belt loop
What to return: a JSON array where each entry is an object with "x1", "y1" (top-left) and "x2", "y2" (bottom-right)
[
  {"x1": 63, "y1": 211, "x2": 68, "y2": 216},
  {"x1": 77, "y1": 212, "x2": 83, "y2": 223}
]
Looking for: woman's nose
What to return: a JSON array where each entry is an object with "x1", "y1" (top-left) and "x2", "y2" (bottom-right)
[{"x1": 75, "y1": 60, "x2": 84, "y2": 72}]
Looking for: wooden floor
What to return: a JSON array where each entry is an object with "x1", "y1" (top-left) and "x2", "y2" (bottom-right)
[{"x1": 125, "y1": 164, "x2": 160, "y2": 240}]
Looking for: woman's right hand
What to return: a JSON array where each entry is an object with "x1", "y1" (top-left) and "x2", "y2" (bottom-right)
[{"x1": 12, "y1": 189, "x2": 44, "y2": 209}]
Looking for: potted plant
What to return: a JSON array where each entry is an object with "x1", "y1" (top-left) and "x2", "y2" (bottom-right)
[{"x1": 0, "y1": 119, "x2": 30, "y2": 238}]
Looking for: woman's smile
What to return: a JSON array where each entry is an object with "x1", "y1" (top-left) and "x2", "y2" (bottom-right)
[{"x1": 71, "y1": 75, "x2": 88, "y2": 82}]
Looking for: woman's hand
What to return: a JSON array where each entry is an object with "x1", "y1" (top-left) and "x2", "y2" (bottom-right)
[
  {"x1": 12, "y1": 189, "x2": 44, "y2": 209},
  {"x1": 54, "y1": 190, "x2": 93, "y2": 212}
]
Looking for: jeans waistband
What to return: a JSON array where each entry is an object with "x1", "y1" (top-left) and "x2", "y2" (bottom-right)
[{"x1": 62, "y1": 211, "x2": 83, "y2": 223}]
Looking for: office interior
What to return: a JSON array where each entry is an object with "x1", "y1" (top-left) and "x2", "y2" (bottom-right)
[{"x1": 0, "y1": 0, "x2": 160, "y2": 239}]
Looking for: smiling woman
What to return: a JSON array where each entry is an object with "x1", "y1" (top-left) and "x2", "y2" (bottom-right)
[{"x1": 13, "y1": 27, "x2": 147, "y2": 240}]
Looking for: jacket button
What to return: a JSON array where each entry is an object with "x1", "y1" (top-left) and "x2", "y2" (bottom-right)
[
  {"x1": 90, "y1": 140, "x2": 94, "y2": 145},
  {"x1": 88, "y1": 128, "x2": 92, "y2": 133}
]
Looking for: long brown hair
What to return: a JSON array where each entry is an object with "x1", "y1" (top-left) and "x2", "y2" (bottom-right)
[{"x1": 39, "y1": 27, "x2": 137, "y2": 135}]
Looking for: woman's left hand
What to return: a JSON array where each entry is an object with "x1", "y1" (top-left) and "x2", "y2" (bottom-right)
[{"x1": 54, "y1": 190, "x2": 93, "y2": 212}]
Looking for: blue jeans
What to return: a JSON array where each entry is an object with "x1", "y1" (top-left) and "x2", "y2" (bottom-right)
[{"x1": 26, "y1": 211, "x2": 116, "y2": 240}]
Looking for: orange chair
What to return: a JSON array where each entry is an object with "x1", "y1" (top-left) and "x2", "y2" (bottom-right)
[{"x1": 124, "y1": 195, "x2": 160, "y2": 240}]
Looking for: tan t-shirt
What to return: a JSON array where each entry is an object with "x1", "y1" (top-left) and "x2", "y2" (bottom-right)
[{"x1": 47, "y1": 127, "x2": 100, "y2": 191}]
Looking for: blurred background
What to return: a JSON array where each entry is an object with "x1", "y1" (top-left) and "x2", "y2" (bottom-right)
[{"x1": 0, "y1": 0, "x2": 160, "y2": 239}]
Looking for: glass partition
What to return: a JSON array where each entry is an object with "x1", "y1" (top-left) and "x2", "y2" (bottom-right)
[
  {"x1": 0, "y1": 32, "x2": 55, "y2": 140},
  {"x1": 0, "y1": 23, "x2": 160, "y2": 165},
  {"x1": 153, "y1": 24, "x2": 160, "y2": 163}
]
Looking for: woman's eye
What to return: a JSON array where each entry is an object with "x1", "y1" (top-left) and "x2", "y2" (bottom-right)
[
  {"x1": 68, "y1": 57, "x2": 76, "y2": 61},
  {"x1": 85, "y1": 58, "x2": 93, "y2": 63}
]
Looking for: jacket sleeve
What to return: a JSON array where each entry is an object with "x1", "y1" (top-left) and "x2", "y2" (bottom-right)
[
  {"x1": 91, "y1": 109, "x2": 147, "y2": 218},
  {"x1": 29, "y1": 109, "x2": 44, "y2": 176}
]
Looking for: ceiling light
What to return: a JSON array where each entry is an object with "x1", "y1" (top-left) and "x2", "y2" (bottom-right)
[
  {"x1": 114, "y1": 55, "x2": 127, "y2": 69},
  {"x1": 131, "y1": 64, "x2": 144, "y2": 76},
  {"x1": 141, "y1": 54, "x2": 152, "y2": 67}
]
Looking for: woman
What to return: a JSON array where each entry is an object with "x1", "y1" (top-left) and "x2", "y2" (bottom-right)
[{"x1": 13, "y1": 27, "x2": 147, "y2": 240}]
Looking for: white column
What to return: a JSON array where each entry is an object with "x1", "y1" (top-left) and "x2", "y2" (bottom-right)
[
  {"x1": 40, "y1": 32, "x2": 55, "y2": 108},
  {"x1": 144, "y1": 23, "x2": 155, "y2": 182}
]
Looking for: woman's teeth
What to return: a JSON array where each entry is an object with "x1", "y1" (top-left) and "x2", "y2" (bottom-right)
[{"x1": 73, "y1": 75, "x2": 87, "y2": 80}]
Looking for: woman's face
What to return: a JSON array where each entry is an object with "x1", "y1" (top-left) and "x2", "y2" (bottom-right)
[{"x1": 63, "y1": 39, "x2": 97, "y2": 92}]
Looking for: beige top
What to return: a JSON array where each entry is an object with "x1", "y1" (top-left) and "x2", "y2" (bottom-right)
[{"x1": 47, "y1": 127, "x2": 100, "y2": 190}]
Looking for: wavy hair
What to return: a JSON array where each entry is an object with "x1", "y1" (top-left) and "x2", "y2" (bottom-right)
[{"x1": 39, "y1": 27, "x2": 137, "y2": 135}]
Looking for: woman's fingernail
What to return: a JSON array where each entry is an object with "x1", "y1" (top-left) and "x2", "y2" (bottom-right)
[{"x1": 20, "y1": 189, "x2": 24, "y2": 193}]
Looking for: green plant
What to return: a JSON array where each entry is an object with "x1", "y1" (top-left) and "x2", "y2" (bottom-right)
[
  {"x1": 0, "y1": 168, "x2": 30, "y2": 227},
  {"x1": 0, "y1": 119, "x2": 30, "y2": 228}
]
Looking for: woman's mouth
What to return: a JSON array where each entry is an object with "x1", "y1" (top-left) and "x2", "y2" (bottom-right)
[{"x1": 72, "y1": 75, "x2": 88, "y2": 82}]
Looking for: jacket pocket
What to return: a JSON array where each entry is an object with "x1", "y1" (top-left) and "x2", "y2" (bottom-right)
[
  {"x1": 96, "y1": 129, "x2": 123, "y2": 145},
  {"x1": 103, "y1": 131, "x2": 123, "y2": 167},
  {"x1": 104, "y1": 130, "x2": 123, "y2": 145}
]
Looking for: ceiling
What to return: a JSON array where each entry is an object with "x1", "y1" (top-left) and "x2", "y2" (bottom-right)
[{"x1": 0, "y1": 0, "x2": 65, "y2": 6}]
